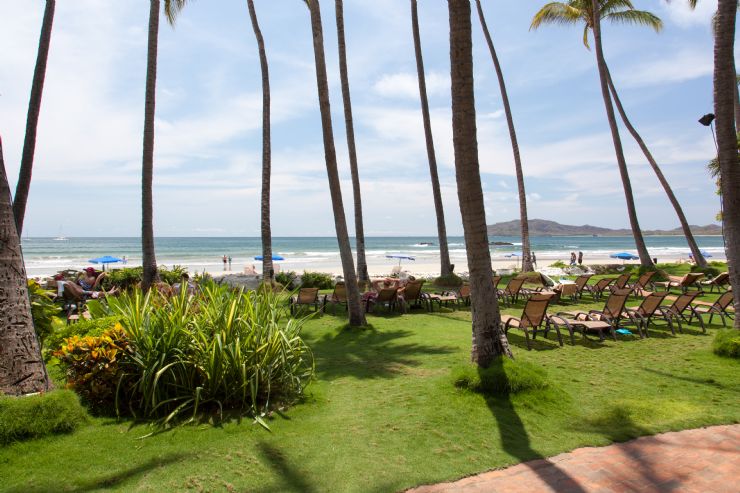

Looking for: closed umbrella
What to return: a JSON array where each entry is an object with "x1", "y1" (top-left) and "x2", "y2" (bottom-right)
[{"x1": 254, "y1": 254, "x2": 285, "y2": 261}]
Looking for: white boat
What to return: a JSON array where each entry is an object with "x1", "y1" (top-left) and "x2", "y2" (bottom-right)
[{"x1": 53, "y1": 227, "x2": 68, "y2": 241}]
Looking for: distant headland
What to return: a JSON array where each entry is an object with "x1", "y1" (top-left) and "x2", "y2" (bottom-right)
[{"x1": 487, "y1": 219, "x2": 722, "y2": 237}]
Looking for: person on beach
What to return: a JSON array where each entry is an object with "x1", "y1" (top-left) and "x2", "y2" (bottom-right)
[
  {"x1": 222, "y1": 255, "x2": 227, "y2": 270},
  {"x1": 570, "y1": 252, "x2": 577, "y2": 266},
  {"x1": 228, "y1": 256, "x2": 232, "y2": 271},
  {"x1": 173, "y1": 273, "x2": 196, "y2": 296},
  {"x1": 531, "y1": 252, "x2": 537, "y2": 269},
  {"x1": 578, "y1": 251, "x2": 583, "y2": 265}
]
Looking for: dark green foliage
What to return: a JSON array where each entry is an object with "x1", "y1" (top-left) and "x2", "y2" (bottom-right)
[
  {"x1": 713, "y1": 330, "x2": 740, "y2": 359},
  {"x1": 452, "y1": 358, "x2": 549, "y2": 395},
  {"x1": 158, "y1": 265, "x2": 188, "y2": 285},
  {"x1": 434, "y1": 273, "x2": 463, "y2": 287},
  {"x1": 27, "y1": 279, "x2": 61, "y2": 348},
  {"x1": 300, "y1": 271, "x2": 334, "y2": 290},
  {"x1": 0, "y1": 390, "x2": 88, "y2": 444},
  {"x1": 101, "y1": 265, "x2": 187, "y2": 290},
  {"x1": 275, "y1": 270, "x2": 298, "y2": 290},
  {"x1": 549, "y1": 260, "x2": 567, "y2": 268},
  {"x1": 45, "y1": 316, "x2": 121, "y2": 353}
]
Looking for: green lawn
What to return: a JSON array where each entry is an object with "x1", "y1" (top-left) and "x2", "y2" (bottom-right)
[{"x1": 1, "y1": 281, "x2": 738, "y2": 492}]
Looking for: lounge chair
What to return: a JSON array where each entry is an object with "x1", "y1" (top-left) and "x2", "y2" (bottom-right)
[
  {"x1": 611, "y1": 273, "x2": 631, "y2": 291},
  {"x1": 622, "y1": 292, "x2": 669, "y2": 337},
  {"x1": 653, "y1": 272, "x2": 705, "y2": 293},
  {"x1": 656, "y1": 292, "x2": 704, "y2": 334},
  {"x1": 626, "y1": 271, "x2": 657, "y2": 298},
  {"x1": 691, "y1": 291, "x2": 735, "y2": 327},
  {"x1": 289, "y1": 287, "x2": 323, "y2": 315},
  {"x1": 368, "y1": 288, "x2": 403, "y2": 313},
  {"x1": 325, "y1": 282, "x2": 348, "y2": 314},
  {"x1": 457, "y1": 284, "x2": 471, "y2": 306},
  {"x1": 573, "y1": 274, "x2": 593, "y2": 299},
  {"x1": 492, "y1": 276, "x2": 502, "y2": 289},
  {"x1": 546, "y1": 314, "x2": 613, "y2": 345},
  {"x1": 497, "y1": 277, "x2": 527, "y2": 306},
  {"x1": 401, "y1": 280, "x2": 427, "y2": 310},
  {"x1": 700, "y1": 272, "x2": 730, "y2": 293},
  {"x1": 427, "y1": 291, "x2": 458, "y2": 311},
  {"x1": 501, "y1": 293, "x2": 560, "y2": 350},
  {"x1": 556, "y1": 288, "x2": 633, "y2": 341},
  {"x1": 583, "y1": 277, "x2": 616, "y2": 301}
]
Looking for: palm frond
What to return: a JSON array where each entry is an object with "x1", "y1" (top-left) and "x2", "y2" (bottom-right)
[
  {"x1": 583, "y1": 23, "x2": 591, "y2": 48},
  {"x1": 530, "y1": 2, "x2": 585, "y2": 30},
  {"x1": 163, "y1": 0, "x2": 191, "y2": 26},
  {"x1": 600, "y1": 0, "x2": 636, "y2": 15},
  {"x1": 604, "y1": 10, "x2": 663, "y2": 31}
]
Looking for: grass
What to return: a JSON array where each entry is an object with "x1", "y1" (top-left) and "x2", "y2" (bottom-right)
[
  {"x1": 1, "y1": 279, "x2": 738, "y2": 492},
  {"x1": 0, "y1": 390, "x2": 88, "y2": 445}
]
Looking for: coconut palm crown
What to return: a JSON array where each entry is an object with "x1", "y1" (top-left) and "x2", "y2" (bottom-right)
[{"x1": 531, "y1": 0, "x2": 662, "y2": 48}]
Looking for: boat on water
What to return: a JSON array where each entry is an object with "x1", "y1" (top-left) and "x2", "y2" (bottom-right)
[
  {"x1": 416, "y1": 242, "x2": 434, "y2": 246},
  {"x1": 54, "y1": 227, "x2": 68, "y2": 241}
]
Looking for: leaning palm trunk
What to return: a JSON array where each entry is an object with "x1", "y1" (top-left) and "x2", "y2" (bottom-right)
[
  {"x1": 13, "y1": 0, "x2": 55, "y2": 236},
  {"x1": 449, "y1": 0, "x2": 512, "y2": 365},
  {"x1": 590, "y1": 0, "x2": 653, "y2": 268},
  {"x1": 713, "y1": 0, "x2": 740, "y2": 328},
  {"x1": 475, "y1": 0, "x2": 533, "y2": 272},
  {"x1": 335, "y1": 0, "x2": 368, "y2": 283},
  {"x1": 141, "y1": 0, "x2": 161, "y2": 292},
  {"x1": 605, "y1": 66, "x2": 707, "y2": 268},
  {"x1": 411, "y1": 0, "x2": 452, "y2": 277},
  {"x1": 0, "y1": 136, "x2": 51, "y2": 395},
  {"x1": 306, "y1": 0, "x2": 365, "y2": 326},
  {"x1": 247, "y1": 0, "x2": 274, "y2": 282}
]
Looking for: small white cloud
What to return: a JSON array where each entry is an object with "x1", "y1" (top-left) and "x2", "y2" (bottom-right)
[
  {"x1": 618, "y1": 49, "x2": 713, "y2": 88},
  {"x1": 659, "y1": 0, "x2": 718, "y2": 28},
  {"x1": 372, "y1": 72, "x2": 449, "y2": 99}
]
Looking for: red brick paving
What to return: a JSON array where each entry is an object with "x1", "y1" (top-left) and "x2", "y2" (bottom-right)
[{"x1": 409, "y1": 424, "x2": 740, "y2": 493}]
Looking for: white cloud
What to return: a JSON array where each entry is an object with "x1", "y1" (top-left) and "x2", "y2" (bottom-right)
[
  {"x1": 372, "y1": 72, "x2": 449, "y2": 99},
  {"x1": 659, "y1": 0, "x2": 718, "y2": 28},
  {"x1": 618, "y1": 49, "x2": 713, "y2": 88}
]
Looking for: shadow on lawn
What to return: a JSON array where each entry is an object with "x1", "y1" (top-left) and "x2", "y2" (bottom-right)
[
  {"x1": 307, "y1": 327, "x2": 455, "y2": 380},
  {"x1": 643, "y1": 368, "x2": 739, "y2": 393},
  {"x1": 483, "y1": 359, "x2": 589, "y2": 493},
  {"x1": 7, "y1": 453, "x2": 191, "y2": 492}
]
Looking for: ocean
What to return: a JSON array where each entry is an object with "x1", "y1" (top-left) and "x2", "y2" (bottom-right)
[{"x1": 20, "y1": 235, "x2": 727, "y2": 278}]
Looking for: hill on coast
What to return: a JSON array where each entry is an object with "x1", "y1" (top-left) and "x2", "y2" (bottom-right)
[{"x1": 487, "y1": 219, "x2": 722, "y2": 236}]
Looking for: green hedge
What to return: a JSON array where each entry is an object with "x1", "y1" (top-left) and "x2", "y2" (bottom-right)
[
  {"x1": 713, "y1": 329, "x2": 740, "y2": 359},
  {"x1": 0, "y1": 390, "x2": 88, "y2": 444}
]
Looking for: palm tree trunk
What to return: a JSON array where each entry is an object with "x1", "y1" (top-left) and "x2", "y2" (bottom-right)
[
  {"x1": 13, "y1": 0, "x2": 55, "y2": 236},
  {"x1": 449, "y1": 0, "x2": 512, "y2": 365},
  {"x1": 307, "y1": 0, "x2": 365, "y2": 326},
  {"x1": 605, "y1": 66, "x2": 707, "y2": 268},
  {"x1": 590, "y1": 0, "x2": 653, "y2": 269},
  {"x1": 335, "y1": 0, "x2": 368, "y2": 283},
  {"x1": 0, "y1": 136, "x2": 51, "y2": 395},
  {"x1": 247, "y1": 0, "x2": 273, "y2": 283},
  {"x1": 713, "y1": 0, "x2": 740, "y2": 329},
  {"x1": 733, "y1": 59, "x2": 740, "y2": 130},
  {"x1": 474, "y1": 0, "x2": 533, "y2": 273},
  {"x1": 411, "y1": 0, "x2": 452, "y2": 277},
  {"x1": 141, "y1": 0, "x2": 160, "y2": 291}
]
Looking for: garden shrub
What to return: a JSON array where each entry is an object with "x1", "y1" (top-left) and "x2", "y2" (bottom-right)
[
  {"x1": 712, "y1": 329, "x2": 740, "y2": 359},
  {"x1": 691, "y1": 265, "x2": 721, "y2": 278},
  {"x1": 434, "y1": 273, "x2": 463, "y2": 287},
  {"x1": 45, "y1": 315, "x2": 121, "y2": 353},
  {"x1": 101, "y1": 265, "x2": 187, "y2": 290},
  {"x1": 54, "y1": 325, "x2": 130, "y2": 414},
  {"x1": 275, "y1": 271, "x2": 298, "y2": 290},
  {"x1": 549, "y1": 260, "x2": 567, "y2": 269},
  {"x1": 28, "y1": 279, "x2": 61, "y2": 349},
  {"x1": 0, "y1": 390, "x2": 88, "y2": 444},
  {"x1": 452, "y1": 358, "x2": 549, "y2": 395},
  {"x1": 300, "y1": 271, "x2": 334, "y2": 290}
]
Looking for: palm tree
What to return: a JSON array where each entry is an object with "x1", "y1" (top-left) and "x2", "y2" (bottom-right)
[
  {"x1": 474, "y1": 0, "x2": 534, "y2": 272},
  {"x1": 448, "y1": 0, "x2": 513, "y2": 365},
  {"x1": 0, "y1": 135, "x2": 51, "y2": 395},
  {"x1": 247, "y1": 0, "x2": 274, "y2": 283},
  {"x1": 335, "y1": 0, "x2": 368, "y2": 284},
  {"x1": 711, "y1": 0, "x2": 740, "y2": 328},
  {"x1": 305, "y1": 0, "x2": 365, "y2": 326},
  {"x1": 410, "y1": 0, "x2": 453, "y2": 278},
  {"x1": 531, "y1": 0, "x2": 655, "y2": 268},
  {"x1": 13, "y1": 0, "x2": 55, "y2": 236}
]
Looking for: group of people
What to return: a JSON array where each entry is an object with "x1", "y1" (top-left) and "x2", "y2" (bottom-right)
[
  {"x1": 570, "y1": 251, "x2": 584, "y2": 266},
  {"x1": 222, "y1": 255, "x2": 233, "y2": 271},
  {"x1": 53, "y1": 267, "x2": 118, "y2": 302}
]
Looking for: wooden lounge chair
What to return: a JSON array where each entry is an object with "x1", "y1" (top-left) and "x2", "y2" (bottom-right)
[
  {"x1": 497, "y1": 277, "x2": 527, "y2": 306},
  {"x1": 501, "y1": 293, "x2": 560, "y2": 350},
  {"x1": 573, "y1": 274, "x2": 593, "y2": 299},
  {"x1": 622, "y1": 292, "x2": 670, "y2": 337},
  {"x1": 611, "y1": 273, "x2": 631, "y2": 291},
  {"x1": 691, "y1": 291, "x2": 735, "y2": 327},
  {"x1": 368, "y1": 288, "x2": 403, "y2": 313},
  {"x1": 427, "y1": 291, "x2": 458, "y2": 311},
  {"x1": 556, "y1": 288, "x2": 633, "y2": 341},
  {"x1": 653, "y1": 272, "x2": 705, "y2": 293},
  {"x1": 626, "y1": 271, "x2": 657, "y2": 298},
  {"x1": 401, "y1": 280, "x2": 426, "y2": 310},
  {"x1": 325, "y1": 282, "x2": 348, "y2": 314},
  {"x1": 457, "y1": 284, "x2": 471, "y2": 306},
  {"x1": 492, "y1": 276, "x2": 502, "y2": 289},
  {"x1": 546, "y1": 314, "x2": 613, "y2": 345},
  {"x1": 700, "y1": 272, "x2": 730, "y2": 293},
  {"x1": 583, "y1": 277, "x2": 616, "y2": 301},
  {"x1": 290, "y1": 288, "x2": 323, "y2": 315},
  {"x1": 656, "y1": 292, "x2": 704, "y2": 334}
]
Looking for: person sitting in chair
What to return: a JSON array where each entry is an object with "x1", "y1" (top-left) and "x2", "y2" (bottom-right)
[{"x1": 78, "y1": 267, "x2": 107, "y2": 291}]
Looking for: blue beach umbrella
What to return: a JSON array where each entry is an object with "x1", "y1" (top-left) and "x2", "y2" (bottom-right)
[
  {"x1": 254, "y1": 254, "x2": 285, "y2": 261},
  {"x1": 689, "y1": 250, "x2": 713, "y2": 258},
  {"x1": 88, "y1": 255, "x2": 123, "y2": 271},
  {"x1": 386, "y1": 254, "x2": 415, "y2": 266},
  {"x1": 610, "y1": 252, "x2": 639, "y2": 261}
]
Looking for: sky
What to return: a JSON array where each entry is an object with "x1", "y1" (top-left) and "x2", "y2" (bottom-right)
[{"x1": 0, "y1": 0, "x2": 726, "y2": 237}]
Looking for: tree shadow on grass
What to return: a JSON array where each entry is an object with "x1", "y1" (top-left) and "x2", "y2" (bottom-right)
[
  {"x1": 483, "y1": 359, "x2": 589, "y2": 492},
  {"x1": 504, "y1": 331, "x2": 562, "y2": 352},
  {"x1": 305, "y1": 326, "x2": 455, "y2": 381},
  {"x1": 643, "y1": 368, "x2": 739, "y2": 393},
  {"x1": 6, "y1": 453, "x2": 191, "y2": 493},
  {"x1": 251, "y1": 442, "x2": 316, "y2": 493}
]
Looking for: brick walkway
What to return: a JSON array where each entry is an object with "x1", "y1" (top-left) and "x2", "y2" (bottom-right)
[{"x1": 409, "y1": 424, "x2": 740, "y2": 493}]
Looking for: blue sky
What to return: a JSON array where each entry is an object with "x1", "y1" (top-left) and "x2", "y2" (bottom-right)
[{"x1": 0, "y1": 0, "x2": 724, "y2": 237}]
